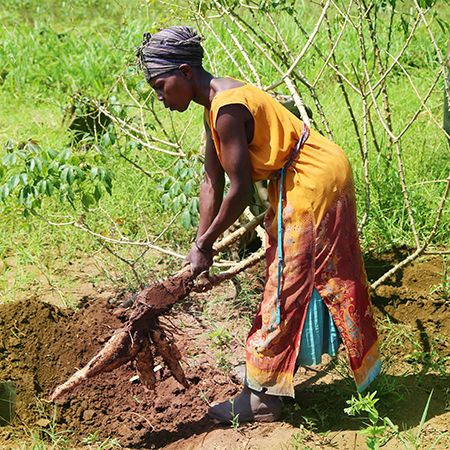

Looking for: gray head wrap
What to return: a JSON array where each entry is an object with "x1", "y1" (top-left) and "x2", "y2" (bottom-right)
[{"x1": 136, "y1": 26, "x2": 204, "y2": 80}]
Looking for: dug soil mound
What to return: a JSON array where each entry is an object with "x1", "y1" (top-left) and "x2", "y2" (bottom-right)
[
  {"x1": 0, "y1": 295, "x2": 240, "y2": 448},
  {"x1": 0, "y1": 248, "x2": 449, "y2": 449}
]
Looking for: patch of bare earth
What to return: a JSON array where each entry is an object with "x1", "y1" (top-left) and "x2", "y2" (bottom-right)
[{"x1": 0, "y1": 247, "x2": 449, "y2": 449}]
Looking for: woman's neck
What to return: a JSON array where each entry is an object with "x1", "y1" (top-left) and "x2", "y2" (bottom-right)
[{"x1": 193, "y1": 69, "x2": 246, "y2": 109}]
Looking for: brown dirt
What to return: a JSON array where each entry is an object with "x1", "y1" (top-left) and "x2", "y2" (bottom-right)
[{"x1": 0, "y1": 247, "x2": 449, "y2": 449}]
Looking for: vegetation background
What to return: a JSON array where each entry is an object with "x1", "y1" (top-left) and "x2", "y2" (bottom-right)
[{"x1": 1, "y1": 0, "x2": 449, "y2": 301}]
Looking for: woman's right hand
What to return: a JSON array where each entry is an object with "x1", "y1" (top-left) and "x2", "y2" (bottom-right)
[{"x1": 182, "y1": 243, "x2": 214, "y2": 277}]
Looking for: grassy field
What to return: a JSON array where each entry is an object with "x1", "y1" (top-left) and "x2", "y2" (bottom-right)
[{"x1": 1, "y1": 0, "x2": 450, "y2": 447}]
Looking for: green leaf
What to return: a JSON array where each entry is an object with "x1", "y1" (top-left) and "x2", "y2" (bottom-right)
[
  {"x1": 18, "y1": 187, "x2": 24, "y2": 205},
  {"x1": 102, "y1": 177, "x2": 112, "y2": 195},
  {"x1": 366, "y1": 436, "x2": 380, "y2": 450},
  {"x1": 181, "y1": 210, "x2": 191, "y2": 230},
  {"x1": 47, "y1": 148, "x2": 58, "y2": 159},
  {"x1": 416, "y1": 390, "x2": 433, "y2": 443},
  {"x1": 48, "y1": 161, "x2": 59, "y2": 174},
  {"x1": 26, "y1": 142, "x2": 41, "y2": 154},
  {"x1": 46, "y1": 179, "x2": 54, "y2": 196},
  {"x1": 82, "y1": 193, "x2": 95, "y2": 209},
  {"x1": 98, "y1": 167, "x2": 105, "y2": 181},
  {"x1": 368, "y1": 409, "x2": 379, "y2": 424},
  {"x1": 161, "y1": 192, "x2": 170, "y2": 209},
  {"x1": 25, "y1": 192, "x2": 33, "y2": 208},
  {"x1": 39, "y1": 179, "x2": 47, "y2": 194},
  {"x1": 90, "y1": 166, "x2": 99, "y2": 180},
  {"x1": 4, "y1": 139, "x2": 15, "y2": 152},
  {"x1": 94, "y1": 184, "x2": 102, "y2": 201},
  {"x1": 8, "y1": 174, "x2": 20, "y2": 190},
  {"x1": 67, "y1": 167, "x2": 75, "y2": 186},
  {"x1": 101, "y1": 132, "x2": 110, "y2": 147},
  {"x1": 188, "y1": 197, "x2": 198, "y2": 215},
  {"x1": 19, "y1": 173, "x2": 28, "y2": 186},
  {"x1": 173, "y1": 160, "x2": 183, "y2": 176},
  {"x1": 170, "y1": 181, "x2": 181, "y2": 196},
  {"x1": 34, "y1": 157, "x2": 43, "y2": 172},
  {"x1": 67, "y1": 185, "x2": 75, "y2": 201},
  {"x1": 8, "y1": 153, "x2": 17, "y2": 166},
  {"x1": 93, "y1": 145, "x2": 110, "y2": 157},
  {"x1": 161, "y1": 176, "x2": 172, "y2": 189},
  {"x1": 27, "y1": 159, "x2": 35, "y2": 172},
  {"x1": 61, "y1": 167, "x2": 69, "y2": 184},
  {"x1": 123, "y1": 65, "x2": 136, "y2": 76},
  {"x1": 73, "y1": 166, "x2": 84, "y2": 178},
  {"x1": 183, "y1": 179, "x2": 196, "y2": 196},
  {"x1": 136, "y1": 78, "x2": 150, "y2": 95},
  {"x1": 172, "y1": 195, "x2": 181, "y2": 212},
  {"x1": 59, "y1": 185, "x2": 67, "y2": 203},
  {"x1": 58, "y1": 148, "x2": 71, "y2": 162},
  {"x1": 0, "y1": 184, "x2": 10, "y2": 201}
]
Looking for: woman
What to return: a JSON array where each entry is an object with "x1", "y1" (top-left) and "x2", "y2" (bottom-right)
[{"x1": 137, "y1": 26, "x2": 381, "y2": 423}]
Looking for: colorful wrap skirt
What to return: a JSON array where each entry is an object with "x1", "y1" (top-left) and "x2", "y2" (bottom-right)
[{"x1": 245, "y1": 158, "x2": 381, "y2": 398}]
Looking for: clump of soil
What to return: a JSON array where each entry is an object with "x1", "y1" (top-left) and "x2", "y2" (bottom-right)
[{"x1": 0, "y1": 295, "x2": 240, "y2": 448}]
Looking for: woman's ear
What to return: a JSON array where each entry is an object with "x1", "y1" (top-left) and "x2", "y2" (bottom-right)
[{"x1": 178, "y1": 64, "x2": 193, "y2": 79}]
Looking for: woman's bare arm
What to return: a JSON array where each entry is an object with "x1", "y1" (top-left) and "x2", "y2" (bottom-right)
[
  {"x1": 196, "y1": 125, "x2": 225, "y2": 238},
  {"x1": 185, "y1": 104, "x2": 255, "y2": 275}
]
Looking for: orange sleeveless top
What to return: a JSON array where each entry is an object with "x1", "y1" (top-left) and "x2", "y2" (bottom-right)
[{"x1": 205, "y1": 83, "x2": 353, "y2": 226}]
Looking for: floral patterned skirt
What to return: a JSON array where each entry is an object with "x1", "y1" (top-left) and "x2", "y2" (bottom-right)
[{"x1": 245, "y1": 170, "x2": 381, "y2": 398}]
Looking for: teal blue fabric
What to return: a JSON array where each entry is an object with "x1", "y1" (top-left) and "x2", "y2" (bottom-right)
[{"x1": 296, "y1": 287, "x2": 341, "y2": 366}]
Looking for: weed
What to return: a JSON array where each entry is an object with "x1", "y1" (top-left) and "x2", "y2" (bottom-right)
[
  {"x1": 214, "y1": 349, "x2": 233, "y2": 373},
  {"x1": 430, "y1": 256, "x2": 450, "y2": 303},
  {"x1": 289, "y1": 425, "x2": 316, "y2": 450},
  {"x1": 229, "y1": 398, "x2": 240, "y2": 431},
  {"x1": 345, "y1": 390, "x2": 390, "y2": 450},
  {"x1": 345, "y1": 390, "x2": 449, "y2": 450},
  {"x1": 405, "y1": 339, "x2": 450, "y2": 381},
  {"x1": 208, "y1": 325, "x2": 233, "y2": 348},
  {"x1": 81, "y1": 431, "x2": 121, "y2": 449},
  {"x1": 198, "y1": 389, "x2": 211, "y2": 404}
]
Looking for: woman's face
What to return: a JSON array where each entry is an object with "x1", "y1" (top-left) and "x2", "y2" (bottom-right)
[{"x1": 149, "y1": 69, "x2": 193, "y2": 112}]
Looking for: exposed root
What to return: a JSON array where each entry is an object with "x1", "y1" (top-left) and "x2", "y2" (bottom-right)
[
  {"x1": 48, "y1": 330, "x2": 141, "y2": 402},
  {"x1": 48, "y1": 266, "x2": 195, "y2": 403},
  {"x1": 149, "y1": 326, "x2": 188, "y2": 388},
  {"x1": 135, "y1": 335, "x2": 157, "y2": 391}
]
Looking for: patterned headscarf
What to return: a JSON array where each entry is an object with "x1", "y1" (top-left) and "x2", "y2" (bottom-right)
[{"x1": 136, "y1": 26, "x2": 204, "y2": 80}]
